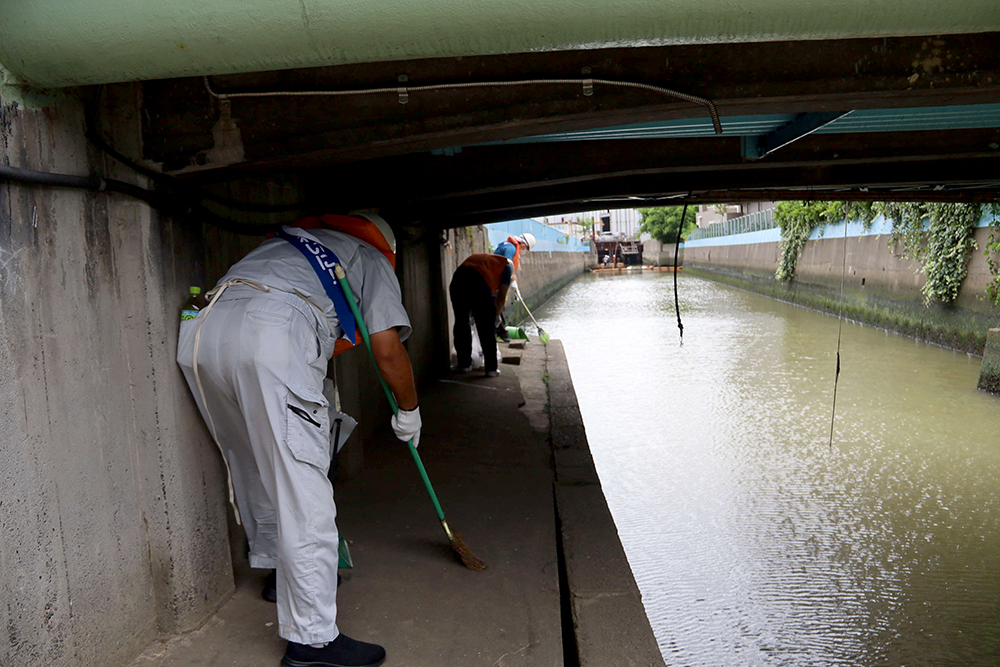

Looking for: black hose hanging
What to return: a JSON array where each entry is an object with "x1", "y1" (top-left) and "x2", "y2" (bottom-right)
[
  {"x1": 672, "y1": 202, "x2": 689, "y2": 344},
  {"x1": 828, "y1": 218, "x2": 849, "y2": 448}
]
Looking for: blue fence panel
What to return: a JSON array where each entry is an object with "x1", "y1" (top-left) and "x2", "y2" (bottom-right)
[
  {"x1": 684, "y1": 209, "x2": 998, "y2": 248},
  {"x1": 484, "y1": 219, "x2": 589, "y2": 253},
  {"x1": 687, "y1": 208, "x2": 776, "y2": 241}
]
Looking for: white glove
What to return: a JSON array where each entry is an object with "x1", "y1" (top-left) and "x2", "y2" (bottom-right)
[
  {"x1": 494, "y1": 314, "x2": 502, "y2": 328},
  {"x1": 391, "y1": 406, "x2": 421, "y2": 448},
  {"x1": 511, "y1": 278, "x2": 520, "y2": 301}
]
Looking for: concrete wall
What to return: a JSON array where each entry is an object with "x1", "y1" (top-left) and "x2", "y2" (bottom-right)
[
  {"x1": 7, "y1": 2, "x2": 997, "y2": 89},
  {"x1": 507, "y1": 247, "x2": 595, "y2": 320},
  {"x1": 0, "y1": 87, "x2": 237, "y2": 667},
  {"x1": 683, "y1": 227, "x2": 1000, "y2": 353},
  {"x1": 979, "y1": 328, "x2": 1000, "y2": 394},
  {"x1": 641, "y1": 238, "x2": 682, "y2": 267}
]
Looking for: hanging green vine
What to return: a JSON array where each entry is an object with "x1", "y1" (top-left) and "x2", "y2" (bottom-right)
[
  {"x1": 774, "y1": 200, "x2": 997, "y2": 305},
  {"x1": 774, "y1": 201, "x2": 841, "y2": 281},
  {"x1": 886, "y1": 203, "x2": 982, "y2": 304},
  {"x1": 923, "y1": 203, "x2": 982, "y2": 305}
]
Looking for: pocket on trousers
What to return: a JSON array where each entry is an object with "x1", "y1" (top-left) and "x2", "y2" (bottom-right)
[
  {"x1": 248, "y1": 309, "x2": 291, "y2": 326},
  {"x1": 284, "y1": 382, "x2": 332, "y2": 469}
]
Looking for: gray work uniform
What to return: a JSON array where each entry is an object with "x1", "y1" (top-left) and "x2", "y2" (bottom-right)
[{"x1": 176, "y1": 227, "x2": 410, "y2": 645}]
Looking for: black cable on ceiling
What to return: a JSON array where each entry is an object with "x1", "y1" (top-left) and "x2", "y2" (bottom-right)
[{"x1": 0, "y1": 162, "x2": 283, "y2": 236}]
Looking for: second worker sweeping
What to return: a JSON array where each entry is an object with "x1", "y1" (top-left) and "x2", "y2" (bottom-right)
[{"x1": 449, "y1": 253, "x2": 513, "y2": 377}]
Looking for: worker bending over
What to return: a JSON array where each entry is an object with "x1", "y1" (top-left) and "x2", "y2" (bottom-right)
[
  {"x1": 450, "y1": 252, "x2": 513, "y2": 377},
  {"x1": 177, "y1": 213, "x2": 419, "y2": 667},
  {"x1": 491, "y1": 232, "x2": 535, "y2": 341}
]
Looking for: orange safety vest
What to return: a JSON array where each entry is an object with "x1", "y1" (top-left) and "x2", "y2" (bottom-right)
[
  {"x1": 290, "y1": 213, "x2": 396, "y2": 269},
  {"x1": 505, "y1": 235, "x2": 524, "y2": 271},
  {"x1": 278, "y1": 214, "x2": 397, "y2": 356},
  {"x1": 460, "y1": 253, "x2": 512, "y2": 294}
]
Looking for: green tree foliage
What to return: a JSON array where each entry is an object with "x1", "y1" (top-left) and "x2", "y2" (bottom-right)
[{"x1": 638, "y1": 206, "x2": 697, "y2": 243}]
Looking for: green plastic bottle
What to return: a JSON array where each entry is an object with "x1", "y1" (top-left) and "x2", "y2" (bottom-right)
[{"x1": 181, "y1": 286, "x2": 208, "y2": 321}]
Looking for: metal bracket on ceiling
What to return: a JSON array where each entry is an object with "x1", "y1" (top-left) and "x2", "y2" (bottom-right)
[
  {"x1": 742, "y1": 111, "x2": 852, "y2": 160},
  {"x1": 581, "y1": 67, "x2": 594, "y2": 97},
  {"x1": 397, "y1": 74, "x2": 409, "y2": 105}
]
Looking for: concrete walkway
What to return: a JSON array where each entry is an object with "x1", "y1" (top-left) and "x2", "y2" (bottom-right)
[{"x1": 128, "y1": 340, "x2": 662, "y2": 667}]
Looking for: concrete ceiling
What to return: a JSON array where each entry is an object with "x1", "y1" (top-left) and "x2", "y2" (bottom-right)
[
  {"x1": 131, "y1": 31, "x2": 1000, "y2": 227},
  {"x1": 3, "y1": 1, "x2": 998, "y2": 87}
]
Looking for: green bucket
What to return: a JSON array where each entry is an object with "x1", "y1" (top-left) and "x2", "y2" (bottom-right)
[
  {"x1": 506, "y1": 326, "x2": 529, "y2": 340},
  {"x1": 338, "y1": 534, "x2": 353, "y2": 568}
]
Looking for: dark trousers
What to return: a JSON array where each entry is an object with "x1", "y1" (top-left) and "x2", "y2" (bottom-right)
[{"x1": 449, "y1": 265, "x2": 498, "y2": 372}]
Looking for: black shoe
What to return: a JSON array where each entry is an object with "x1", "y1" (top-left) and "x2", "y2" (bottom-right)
[
  {"x1": 282, "y1": 634, "x2": 386, "y2": 667},
  {"x1": 264, "y1": 570, "x2": 342, "y2": 603},
  {"x1": 495, "y1": 326, "x2": 510, "y2": 343}
]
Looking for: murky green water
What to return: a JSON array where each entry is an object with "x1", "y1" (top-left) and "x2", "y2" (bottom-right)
[{"x1": 535, "y1": 272, "x2": 1000, "y2": 666}]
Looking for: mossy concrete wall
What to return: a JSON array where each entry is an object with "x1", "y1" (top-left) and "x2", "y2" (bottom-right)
[
  {"x1": 0, "y1": 86, "x2": 237, "y2": 667},
  {"x1": 979, "y1": 328, "x2": 1000, "y2": 394},
  {"x1": 684, "y1": 230, "x2": 1000, "y2": 355}
]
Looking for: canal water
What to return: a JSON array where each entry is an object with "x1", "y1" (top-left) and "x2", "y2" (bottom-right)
[{"x1": 534, "y1": 271, "x2": 1000, "y2": 666}]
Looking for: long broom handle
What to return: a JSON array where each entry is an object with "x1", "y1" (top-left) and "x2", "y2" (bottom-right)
[
  {"x1": 514, "y1": 283, "x2": 543, "y2": 330},
  {"x1": 333, "y1": 265, "x2": 447, "y2": 523}
]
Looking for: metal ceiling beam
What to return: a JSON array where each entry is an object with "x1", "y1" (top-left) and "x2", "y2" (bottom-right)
[
  {"x1": 298, "y1": 128, "x2": 1000, "y2": 212},
  {"x1": 379, "y1": 155, "x2": 1000, "y2": 225},
  {"x1": 742, "y1": 111, "x2": 852, "y2": 159},
  {"x1": 421, "y1": 183, "x2": 1000, "y2": 227}
]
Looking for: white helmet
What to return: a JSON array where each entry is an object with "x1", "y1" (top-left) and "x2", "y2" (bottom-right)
[
  {"x1": 356, "y1": 213, "x2": 396, "y2": 254},
  {"x1": 518, "y1": 232, "x2": 537, "y2": 250}
]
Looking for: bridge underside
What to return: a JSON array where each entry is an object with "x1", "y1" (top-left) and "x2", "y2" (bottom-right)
[{"x1": 139, "y1": 31, "x2": 1000, "y2": 226}]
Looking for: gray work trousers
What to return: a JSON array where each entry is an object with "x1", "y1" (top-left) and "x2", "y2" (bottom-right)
[{"x1": 177, "y1": 286, "x2": 340, "y2": 645}]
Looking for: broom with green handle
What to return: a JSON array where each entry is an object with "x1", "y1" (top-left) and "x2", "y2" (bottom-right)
[
  {"x1": 334, "y1": 264, "x2": 487, "y2": 572},
  {"x1": 512, "y1": 283, "x2": 550, "y2": 344}
]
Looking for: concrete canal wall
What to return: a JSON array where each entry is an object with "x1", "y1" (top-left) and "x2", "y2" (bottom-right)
[
  {"x1": 979, "y1": 328, "x2": 1000, "y2": 394},
  {"x1": 681, "y1": 218, "x2": 1000, "y2": 355},
  {"x1": 642, "y1": 237, "x2": 682, "y2": 267}
]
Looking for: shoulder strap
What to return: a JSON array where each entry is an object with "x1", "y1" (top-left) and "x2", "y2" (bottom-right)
[{"x1": 276, "y1": 229, "x2": 357, "y2": 348}]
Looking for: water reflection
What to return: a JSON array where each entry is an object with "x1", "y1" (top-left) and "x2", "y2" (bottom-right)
[{"x1": 536, "y1": 272, "x2": 1000, "y2": 666}]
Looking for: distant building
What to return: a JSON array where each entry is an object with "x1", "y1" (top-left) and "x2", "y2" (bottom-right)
[
  {"x1": 537, "y1": 209, "x2": 643, "y2": 240},
  {"x1": 695, "y1": 202, "x2": 777, "y2": 228}
]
